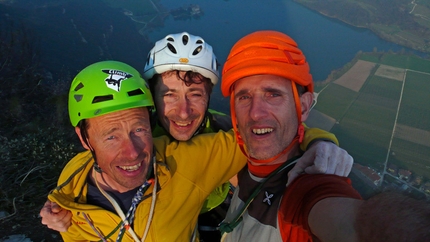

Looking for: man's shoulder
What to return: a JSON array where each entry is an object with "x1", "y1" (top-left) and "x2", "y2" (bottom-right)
[
  {"x1": 207, "y1": 109, "x2": 232, "y2": 132},
  {"x1": 62, "y1": 150, "x2": 94, "y2": 173},
  {"x1": 153, "y1": 130, "x2": 236, "y2": 154},
  {"x1": 49, "y1": 150, "x2": 94, "y2": 202}
]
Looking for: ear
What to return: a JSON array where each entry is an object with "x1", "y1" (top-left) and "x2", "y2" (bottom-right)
[
  {"x1": 299, "y1": 92, "x2": 314, "y2": 122},
  {"x1": 75, "y1": 126, "x2": 90, "y2": 150}
]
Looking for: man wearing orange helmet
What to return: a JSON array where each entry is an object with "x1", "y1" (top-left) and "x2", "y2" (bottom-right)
[
  {"x1": 40, "y1": 60, "x2": 359, "y2": 242},
  {"x1": 39, "y1": 33, "x2": 354, "y2": 241},
  {"x1": 140, "y1": 32, "x2": 351, "y2": 241},
  {"x1": 218, "y1": 30, "x2": 430, "y2": 242}
]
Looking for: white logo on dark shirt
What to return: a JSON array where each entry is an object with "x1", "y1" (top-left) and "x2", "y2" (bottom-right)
[{"x1": 263, "y1": 191, "x2": 274, "y2": 205}]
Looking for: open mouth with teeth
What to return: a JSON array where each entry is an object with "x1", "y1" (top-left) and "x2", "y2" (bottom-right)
[
  {"x1": 173, "y1": 120, "x2": 193, "y2": 127},
  {"x1": 252, "y1": 128, "x2": 274, "y2": 135},
  {"x1": 118, "y1": 162, "x2": 142, "y2": 172}
]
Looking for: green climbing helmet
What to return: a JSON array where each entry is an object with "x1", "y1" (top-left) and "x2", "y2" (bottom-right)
[{"x1": 68, "y1": 60, "x2": 154, "y2": 127}]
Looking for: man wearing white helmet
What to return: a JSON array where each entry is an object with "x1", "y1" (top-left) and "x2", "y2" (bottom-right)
[
  {"x1": 39, "y1": 33, "x2": 355, "y2": 241},
  {"x1": 143, "y1": 32, "x2": 230, "y2": 142},
  {"x1": 141, "y1": 32, "x2": 351, "y2": 241}
]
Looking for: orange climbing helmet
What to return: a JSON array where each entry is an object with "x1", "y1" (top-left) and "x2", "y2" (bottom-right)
[
  {"x1": 221, "y1": 30, "x2": 313, "y2": 97},
  {"x1": 221, "y1": 30, "x2": 314, "y2": 164}
]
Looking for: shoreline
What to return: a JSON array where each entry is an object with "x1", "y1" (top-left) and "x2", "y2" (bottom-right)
[{"x1": 294, "y1": 0, "x2": 430, "y2": 55}]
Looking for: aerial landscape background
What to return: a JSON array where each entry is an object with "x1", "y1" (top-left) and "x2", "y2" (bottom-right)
[{"x1": 0, "y1": 0, "x2": 429, "y2": 240}]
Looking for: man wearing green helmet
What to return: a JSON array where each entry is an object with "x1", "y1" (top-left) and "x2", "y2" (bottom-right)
[
  {"x1": 40, "y1": 32, "x2": 355, "y2": 241},
  {"x1": 44, "y1": 60, "x2": 246, "y2": 241},
  {"x1": 39, "y1": 57, "x2": 356, "y2": 241}
]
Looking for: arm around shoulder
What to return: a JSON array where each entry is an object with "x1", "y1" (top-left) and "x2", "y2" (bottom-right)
[{"x1": 301, "y1": 124, "x2": 339, "y2": 151}]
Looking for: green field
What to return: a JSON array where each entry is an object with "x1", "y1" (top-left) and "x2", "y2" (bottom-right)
[
  {"x1": 314, "y1": 84, "x2": 358, "y2": 120},
  {"x1": 312, "y1": 52, "x2": 430, "y2": 186},
  {"x1": 390, "y1": 138, "x2": 430, "y2": 178},
  {"x1": 398, "y1": 71, "x2": 430, "y2": 130}
]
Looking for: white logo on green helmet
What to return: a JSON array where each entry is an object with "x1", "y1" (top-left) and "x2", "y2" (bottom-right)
[{"x1": 102, "y1": 69, "x2": 133, "y2": 92}]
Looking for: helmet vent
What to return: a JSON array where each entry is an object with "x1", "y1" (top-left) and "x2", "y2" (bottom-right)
[
  {"x1": 74, "y1": 94, "x2": 83, "y2": 102},
  {"x1": 167, "y1": 43, "x2": 177, "y2": 54},
  {"x1": 128, "y1": 89, "x2": 145, "y2": 97},
  {"x1": 196, "y1": 40, "x2": 203, "y2": 44},
  {"x1": 182, "y1": 34, "x2": 189, "y2": 45},
  {"x1": 74, "y1": 82, "x2": 84, "y2": 91},
  {"x1": 92, "y1": 95, "x2": 113, "y2": 103},
  {"x1": 192, "y1": 46, "x2": 202, "y2": 56}
]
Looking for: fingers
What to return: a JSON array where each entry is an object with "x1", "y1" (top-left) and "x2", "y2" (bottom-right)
[
  {"x1": 287, "y1": 141, "x2": 354, "y2": 186},
  {"x1": 55, "y1": 210, "x2": 72, "y2": 232},
  {"x1": 39, "y1": 200, "x2": 53, "y2": 219},
  {"x1": 51, "y1": 202, "x2": 62, "y2": 213},
  {"x1": 40, "y1": 200, "x2": 72, "y2": 232},
  {"x1": 286, "y1": 166, "x2": 300, "y2": 187},
  {"x1": 334, "y1": 151, "x2": 353, "y2": 177},
  {"x1": 309, "y1": 142, "x2": 353, "y2": 177},
  {"x1": 286, "y1": 152, "x2": 316, "y2": 186}
]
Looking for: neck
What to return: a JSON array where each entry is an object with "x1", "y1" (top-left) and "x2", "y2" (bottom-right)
[
  {"x1": 248, "y1": 146, "x2": 301, "y2": 177},
  {"x1": 91, "y1": 169, "x2": 133, "y2": 193}
]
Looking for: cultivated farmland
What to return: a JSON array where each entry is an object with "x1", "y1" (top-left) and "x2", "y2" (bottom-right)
[{"x1": 308, "y1": 53, "x2": 430, "y2": 197}]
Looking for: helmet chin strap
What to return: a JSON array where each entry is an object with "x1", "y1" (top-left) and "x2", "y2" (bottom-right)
[
  {"x1": 230, "y1": 82, "x2": 304, "y2": 165},
  {"x1": 88, "y1": 144, "x2": 102, "y2": 173},
  {"x1": 93, "y1": 160, "x2": 103, "y2": 173},
  {"x1": 78, "y1": 120, "x2": 103, "y2": 173}
]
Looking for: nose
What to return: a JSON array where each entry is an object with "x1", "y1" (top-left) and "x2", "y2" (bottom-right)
[
  {"x1": 121, "y1": 136, "x2": 142, "y2": 161},
  {"x1": 176, "y1": 96, "x2": 192, "y2": 120},
  {"x1": 248, "y1": 95, "x2": 268, "y2": 121}
]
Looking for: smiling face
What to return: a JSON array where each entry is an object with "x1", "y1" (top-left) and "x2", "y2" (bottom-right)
[
  {"x1": 77, "y1": 107, "x2": 153, "y2": 193},
  {"x1": 152, "y1": 71, "x2": 210, "y2": 141},
  {"x1": 233, "y1": 74, "x2": 312, "y2": 163}
]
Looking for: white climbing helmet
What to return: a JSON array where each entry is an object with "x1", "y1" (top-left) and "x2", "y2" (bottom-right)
[{"x1": 143, "y1": 32, "x2": 220, "y2": 85}]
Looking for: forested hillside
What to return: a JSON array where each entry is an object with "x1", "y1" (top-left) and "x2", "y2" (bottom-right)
[{"x1": 295, "y1": 0, "x2": 430, "y2": 53}]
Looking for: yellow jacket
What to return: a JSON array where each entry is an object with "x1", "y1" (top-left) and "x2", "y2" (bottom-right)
[
  {"x1": 49, "y1": 130, "x2": 244, "y2": 242},
  {"x1": 48, "y1": 128, "x2": 337, "y2": 241}
]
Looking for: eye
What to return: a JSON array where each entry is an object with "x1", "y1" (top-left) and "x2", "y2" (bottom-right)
[
  {"x1": 163, "y1": 92, "x2": 179, "y2": 103},
  {"x1": 265, "y1": 91, "x2": 285, "y2": 105},
  {"x1": 188, "y1": 92, "x2": 203, "y2": 99},
  {"x1": 268, "y1": 92, "x2": 281, "y2": 97},
  {"x1": 106, "y1": 135, "x2": 115, "y2": 140},
  {"x1": 237, "y1": 95, "x2": 250, "y2": 101}
]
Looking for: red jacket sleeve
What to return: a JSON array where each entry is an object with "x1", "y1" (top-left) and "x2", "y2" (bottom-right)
[{"x1": 278, "y1": 174, "x2": 362, "y2": 242}]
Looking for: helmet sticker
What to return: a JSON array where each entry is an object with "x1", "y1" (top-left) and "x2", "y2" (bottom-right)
[
  {"x1": 102, "y1": 69, "x2": 133, "y2": 92},
  {"x1": 179, "y1": 57, "x2": 189, "y2": 63}
]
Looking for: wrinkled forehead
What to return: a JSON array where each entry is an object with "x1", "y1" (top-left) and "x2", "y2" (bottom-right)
[
  {"x1": 233, "y1": 74, "x2": 293, "y2": 94},
  {"x1": 86, "y1": 107, "x2": 151, "y2": 126}
]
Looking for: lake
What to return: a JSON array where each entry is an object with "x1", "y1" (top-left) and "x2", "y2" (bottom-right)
[
  {"x1": 1, "y1": 0, "x2": 420, "y2": 113},
  {"x1": 143, "y1": 0, "x2": 421, "y2": 113}
]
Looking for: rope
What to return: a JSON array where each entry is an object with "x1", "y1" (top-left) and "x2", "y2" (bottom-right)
[
  {"x1": 116, "y1": 179, "x2": 153, "y2": 241},
  {"x1": 219, "y1": 156, "x2": 300, "y2": 235},
  {"x1": 141, "y1": 159, "x2": 158, "y2": 241}
]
